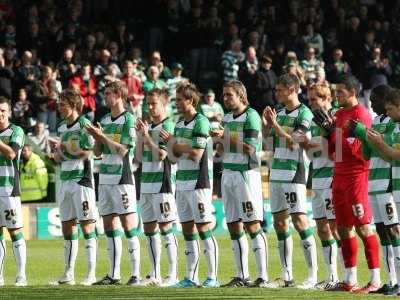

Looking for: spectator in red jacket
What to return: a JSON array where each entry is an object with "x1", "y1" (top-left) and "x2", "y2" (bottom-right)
[
  {"x1": 121, "y1": 60, "x2": 144, "y2": 118},
  {"x1": 69, "y1": 62, "x2": 97, "y2": 121}
]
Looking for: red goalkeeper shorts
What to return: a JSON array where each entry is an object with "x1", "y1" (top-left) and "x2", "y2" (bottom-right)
[{"x1": 332, "y1": 172, "x2": 372, "y2": 227}]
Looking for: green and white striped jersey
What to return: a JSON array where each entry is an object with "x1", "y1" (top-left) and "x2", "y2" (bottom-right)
[
  {"x1": 57, "y1": 116, "x2": 94, "y2": 186},
  {"x1": 222, "y1": 107, "x2": 262, "y2": 171},
  {"x1": 310, "y1": 109, "x2": 336, "y2": 190},
  {"x1": 141, "y1": 118, "x2": 176, "y2": 194},
  {"x1": 175, "y1": 113, "x2": 212, "y2": 191},
  {"x1": 198, "y1": 102, "x2": 224, "y2": 130},
  {"x1": 0, "y1": 124, "x2": 24, "y2": 196},
  {"x1": 269, "y1": 103, "x2": 313, "y2": 184},
  {"x1": 99, "y1": 111, "x2": 136, "y2": 185},
  {"x1": 387, "y1": 122, "x2": 400, "y2": 200},
  {"x1": 366, "y1": 115, "x2": 394, "y2": 195}
]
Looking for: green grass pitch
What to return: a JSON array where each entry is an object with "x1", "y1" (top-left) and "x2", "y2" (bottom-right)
[{"x1": 0, "y1": 235, "x2": 395, "y2": 299}]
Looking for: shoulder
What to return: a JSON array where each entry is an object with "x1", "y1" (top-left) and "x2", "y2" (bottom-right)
[
  {"x1": 100, "y1": 113, "x2": 111, "y2": 124},
  {"x1": 298, "y1": 104, "x2": 313, "y2": 117},
  {"x1": 162, "y1": 118, "x2": 175, "y2": 129},
  {"x1": 245, "y1": 107, "x2": 261, "y2": 120},
  {"x1": 10, "y1": 124, "x2": 24, "y2": 134},
  {"x1": 195, "y1": 113, "x2": 210, "y2": 125},
  {"x1": 79, "y1": 116, "x2": 91, "y2": 127}
]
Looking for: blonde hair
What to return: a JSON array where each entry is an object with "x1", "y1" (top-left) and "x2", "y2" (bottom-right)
[
  {"x1": 308, "y1": 81, "x2": 332, "y2": 101},
  {"x1": 223, "y1": 80, "x2": 249, "y2": 105}
]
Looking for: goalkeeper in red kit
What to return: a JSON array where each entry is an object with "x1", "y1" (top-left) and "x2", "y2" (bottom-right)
[{"x1": 313, "y1": 76, "x2": 380, "y2": 293}]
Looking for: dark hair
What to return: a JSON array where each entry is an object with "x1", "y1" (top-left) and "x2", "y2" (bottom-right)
[
  {"x1": 370, "y1": 84, "x2": 392, "y2": 104},
  {"x1": 276, "y1": 73, "x2": 300, "y2": 90},
  {"x1": 339, "y1": 75, "x2": 361, "y2": 96},
  {"x1": 147, "y1": 88, "x2": 169, "y2": 105},
  {"x1": 176, "y1": 82, "x2": 201, "y2": 107},
  {"x1": 105, "y1": 81, "x2": 128, "y2": 101},
  {"x1": 0, "y1": 96, "x2": 11, "y2": 107},
  {"x1": 60, "y1": 88, "x2": 83, "y2": 113},
  {"x1": 385, "y1": 88, "x2": 400, "y2": 107},
  {"x1": 261, "y1": 55, "x2": 272, "y2": 63}
]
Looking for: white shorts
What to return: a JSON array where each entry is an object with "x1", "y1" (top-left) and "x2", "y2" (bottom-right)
[
  {"x1": 369, "y1": 193, "x2": 399, "y2": 226},
  {"x1": 221, "y1": 169, "x2": 263, "y2": 223},
  {"x1": 98, "y1": 184, "x2": 137, "y2": 216},
  {"x1": 59, "y1": 181, "x2": 97, "y2": 222},
  {"x1": 269, "y1": 182, "x2": 307, "y2": 214},
  {"x1": 140, "y1": 193, "x2": 177, "y2": 224},
  {"x1": 0, "y1": 196, "x2": 23, "y2": 229},
  {"x1": 312, "y1": 189, "x2": 335, "y2": 220},
  {"x1": 176, "y1": 189, "x2": 213, "y2": 223}
]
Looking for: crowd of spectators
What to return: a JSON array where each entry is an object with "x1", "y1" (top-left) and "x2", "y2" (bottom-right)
[{"x1": 0, "y1": 0, "x2": 399, "y2": 133}]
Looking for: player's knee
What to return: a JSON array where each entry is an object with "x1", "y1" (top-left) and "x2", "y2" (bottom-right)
[
  {"x1": 291, "y1": 213, "x2": 308, "y2": 232},
  {"x1": 317, "y1": 223, "x2": 331, "y2": 240},
  {"x1": 388, "y1": 224, "x2": 400, "y2": 239},
  {"x1": 143, "y1": 221, "x2": 158, "y2": 234},
  {"x1": 374, "y1": 222, "x2": 387, "y2": 240},
  {"x1": 355, "y1": 224, "x2": 373, "y2": 238}
]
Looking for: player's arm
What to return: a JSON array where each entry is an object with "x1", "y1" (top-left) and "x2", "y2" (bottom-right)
[
  {"x1": 85, "y1": 122, "x2": 129, "y2": 158},
  {"x1": 93, "y1": 140, "x2": 103, "y2": 157},
  {"x1": 1, "y1": 127, "x2": 24, "y2": 160},
  {"x1": 367, "y1": 130, "x2": 400, "y2": 161},
  {"x1": 137, "y1": 119, "x2": 169, "y2": 161},
  {"x1": 289, "y1": 109, "x2": 314, "y2": 150},
  {"x1": 0, "y1": 139, "x2": 18, "y2": 160},
  {"x1": 76, "y1": 124, "x2": 94, "y2": 160},
  {"x1": 241, "y1": 111, "x2": 262, "y2": 155},
  {"x1": 348, "y1": 120, "x2": 376, "y2": 160}
]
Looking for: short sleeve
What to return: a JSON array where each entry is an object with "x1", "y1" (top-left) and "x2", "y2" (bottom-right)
[
  {"x1": 80, "y1": 119, "x2": 94, "y2": 150},
  {"x1": 294, "y1": 108, "x2": 313, "y2": 132},
  {"x1": 192, "y1": 116, "x2": 210, "y2": 149},
  {"x1": 121, "y1": 113, "x2": 136, "y2": 147},
  {"x1": 243, "y1": 111, "x2": 261, "y2": 148},
  {"x1": 10, "y1": 126, "x2": 24, "y2": 150},
  {"x1": 160, "y1": 119, "x2": 175, "y2": 150}
]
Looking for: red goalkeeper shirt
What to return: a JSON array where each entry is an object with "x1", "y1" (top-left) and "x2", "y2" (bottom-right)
[{"x1": 330, "y1": 103, "x2": 372, "y2": 176}]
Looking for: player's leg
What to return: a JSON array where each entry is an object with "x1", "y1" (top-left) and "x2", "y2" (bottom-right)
[
  {"x1": 221, "y1": 171, "x2": 250, "y2": 287},
  {"x1": 270, "y1": 182, "x2": 293, "y2": 286},
  {"x1": 354, "y1": 223, "x2": 380, "y2": 292},
  {"x1": 193, "y1": 189, "x2": 219, "y2": 287},
  {"x1": 316, "y1": 219, "x2": 338, "y2": 283},
  {"x1": 80, "y1": 220, "x2": 97, "y2": 285},
  {"x1": 94, "y1": 185, "x2": 122, "y2": 285},
  {"x1": 0, "y1": 226, "x2": 4, "y2": 286},
  {"x1": 291, "y1": 212, "x2": 318, "y2": 288},
  {"x1": 117, "y1": 184, "x2": 140, "y2": 285},
  {"x1": 376, "y1": 194, "x2": 400, "y2": 294},
  {"x1": 240, "y1": 170, "x2": 270, "y2": 288},
  {"x1": 58, "y1": 220, "x2": 78, "y2": 285},
  {"x1": 157, "y1": 193, "x2": 178, "y2": 286},
  {"x1": 175, "y1": 190, "x2": 199, "y2": 287},
  {"x1": 120, "y1": 212, "x2": 140, "y2": 285},
  {"x1": 369, "y1": 194, "x2": 396, "y2": 291},
  {"x1": 6, "y1": 197, "x2": 26, "y2": 286},
  {"x1": 140, "y1": 193, "x2": 161, "y2": 285},
  {"x1": 100, "y1": 214, "x2": 123, "y2": 284},
  {"x1": 312, "y1": 189, "x2": 338, "y2": 286},
  {"x1": 159, "y1": 221, "x2": 178, "y2": 286},
  {"x1": 388, "y1": 223, "x2": 400, "y2": 295},
  {"x1": 288, "y1": 184, "x2": 318, "y2": 289},
  {"x1": 143, "y1": 221, "x2": 161, "y2": 284},
  {"x1": 76, "y1": 183, "x2": 98, "y2": 286}
]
